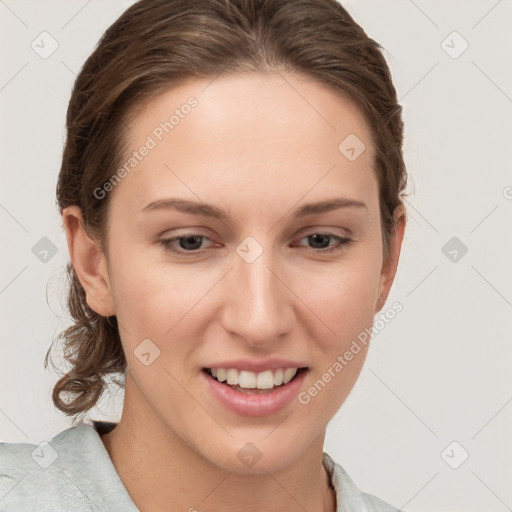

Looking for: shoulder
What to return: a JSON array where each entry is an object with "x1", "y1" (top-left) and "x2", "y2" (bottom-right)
[
  {"x1": 323, "y1": 452, "x2": 403, "y2": 512},
  {"x1": 0, "y1": 421, "x2": 136, "y2": 512},
  {"x1": 0, "y1": 424, "x2": 95, "y2": 511}
]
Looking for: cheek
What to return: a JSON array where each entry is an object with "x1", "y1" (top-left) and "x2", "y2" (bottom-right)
[
  {"x1": 108, "y1": 248, "x2": 221, "y2": 370},
  {"x1": 295, "y1": 258, "x2": 380, "y2": 420},
  {"x1": 106, "y1": 245, "x2": 174, "y2": 341},
  {"x1": 109, "y1": 229, "x2": 382, "y2": 354},
  {"x1": 298, "y1": 254, "x2": 382, "y2": 346}
]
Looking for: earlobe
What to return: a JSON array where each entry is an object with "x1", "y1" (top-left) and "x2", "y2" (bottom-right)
[
  {"x1": 62, "y1": 206, "x2": 115, "y2": 317},
  {"x1": 375, "y1": 205, "x2": 406, "y2": 313}
]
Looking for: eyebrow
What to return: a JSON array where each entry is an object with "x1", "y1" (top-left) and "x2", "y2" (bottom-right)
[{"x1": 141, "y1": 197, "x2": 367, "y2": 220}]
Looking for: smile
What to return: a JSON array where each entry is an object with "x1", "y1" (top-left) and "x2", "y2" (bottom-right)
[
  {"x1": 202, "y1": 366, "x2": 309, "y2": 416},
  {"x1": 206, "y1": 367, "x2": 303, "y2": 392}
]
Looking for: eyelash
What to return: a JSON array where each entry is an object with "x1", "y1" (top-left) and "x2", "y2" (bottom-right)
[{"x1": 158, "y1": 232, "x2": 353, "y2": 255}]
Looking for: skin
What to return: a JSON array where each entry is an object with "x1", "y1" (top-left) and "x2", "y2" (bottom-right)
[{"x1": 63, "y1": 71, "x2": 405, "y2": 512}]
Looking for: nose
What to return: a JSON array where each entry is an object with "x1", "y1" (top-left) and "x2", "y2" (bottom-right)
[{"x1": 220, "y1": 246, "x2": 294, "y2": 348}]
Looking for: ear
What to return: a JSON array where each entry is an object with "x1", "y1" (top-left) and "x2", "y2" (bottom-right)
[
  {"x1": 62, "y1": 206, "x2": 115, "y2": 317},
  {"x1": 375, "y1": 204, "x2": 406, "y2": 313}
]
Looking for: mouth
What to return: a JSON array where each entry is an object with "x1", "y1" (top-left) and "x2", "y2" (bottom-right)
[
  {"x1": 201, "y1": 361, "x2": 310, "y2": 416},
  {"x1": 202, "y1": 366, "x2": 309, "y2": 394}
]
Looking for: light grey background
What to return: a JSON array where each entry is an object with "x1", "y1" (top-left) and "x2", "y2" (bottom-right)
[{"x1": 1, "y1": 1, "x2": 511, "y2": 510}]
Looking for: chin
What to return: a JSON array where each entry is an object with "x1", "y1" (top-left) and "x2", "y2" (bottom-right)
[{"x1": 200, "y1": 429, "x2": 316, "y2": 475}]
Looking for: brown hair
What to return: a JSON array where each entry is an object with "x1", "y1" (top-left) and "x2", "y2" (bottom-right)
[{"x1": 45, "y1": 0, "x2": 408, "y2": 421}]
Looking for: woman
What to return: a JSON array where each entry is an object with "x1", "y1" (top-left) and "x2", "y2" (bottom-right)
[{"x1": 0, "y1": 0, "x2": 407, "y2": 510}]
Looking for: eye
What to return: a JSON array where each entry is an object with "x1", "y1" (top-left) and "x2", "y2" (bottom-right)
[
  {"x1": 159, "y1": 234, "x2": 214, "y2": 254},
  {"x1": 294, "y1": 232, "x2": 353, "y2": 253},
  {"x1": 159, "y1": 232, "x2": 353, "y2": 256}
]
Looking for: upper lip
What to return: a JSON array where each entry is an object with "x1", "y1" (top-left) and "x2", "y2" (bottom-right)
[{"x1": 203, "y1": 358, "x2": 308, "y2": 373}]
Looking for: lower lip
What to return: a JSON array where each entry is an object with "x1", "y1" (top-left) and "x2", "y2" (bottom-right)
[{"x1": 202, "y1": 369, "x2": 308, "y2": 417}]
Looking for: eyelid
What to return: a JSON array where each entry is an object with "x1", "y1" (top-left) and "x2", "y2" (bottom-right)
[
  {"x1": 296, "y1": 225, "x2": 353, "y2": 238},
  {"x1": 157, "y1": 224, "x2": 351, "y2": 242}
]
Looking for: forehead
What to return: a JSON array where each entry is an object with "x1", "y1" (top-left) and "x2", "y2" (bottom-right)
[{"x1": 112, "y1": 72, "x2": 377, "y2": 215}]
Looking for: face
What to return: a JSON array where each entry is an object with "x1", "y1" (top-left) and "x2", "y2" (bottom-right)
[{"x1": 69, "y1": 71, "x2": 403, "y2": 474}]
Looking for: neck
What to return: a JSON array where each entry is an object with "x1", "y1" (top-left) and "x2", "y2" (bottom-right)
[{"x1": 100, "y1": 377, "x2": 336, "y2": 512}]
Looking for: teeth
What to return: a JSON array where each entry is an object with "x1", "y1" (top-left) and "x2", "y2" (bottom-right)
[
  {"x1": 239, "y1": 370, "x2": 256, "y2": 388},
  {"x1": 256, "y1": 370, "x2": 274, "y2": 389},
  {"x1": 208, "y1": 367, "x2": 299, "y2": 389},
  {"x1": 226, "y1": 369, "x2": 238, "y2": 385},
  {"x1": 283, "y1": 368, "x2": 297, "y2": 384}
]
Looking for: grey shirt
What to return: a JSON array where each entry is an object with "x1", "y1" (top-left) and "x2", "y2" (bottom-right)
[{"x1": 0, "y1": 421, "x2": 402, "y2": 511}]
